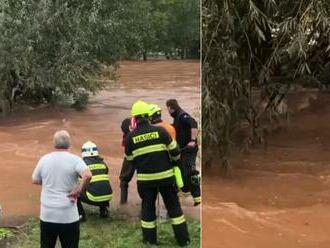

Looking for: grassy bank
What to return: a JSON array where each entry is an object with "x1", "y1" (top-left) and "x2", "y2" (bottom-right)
[{"x1": 5, "y1": 210, "x2": 200, "y2": 248}]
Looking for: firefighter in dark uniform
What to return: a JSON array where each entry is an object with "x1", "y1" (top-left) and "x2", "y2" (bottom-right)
[
  {"x1": 119, "y1": 117, "x2": 135, "y2": 204},
  {"x1": 77, "y1": 141, "x2": 113, "y2": 221},
  {"x1": 166, "y1": 99, "x2": 201, "y2": 206},
  {"x1": 124, "y1": 100, "x2": 190, "y2": 246}
]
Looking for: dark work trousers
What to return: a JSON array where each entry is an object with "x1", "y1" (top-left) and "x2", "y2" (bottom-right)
[
  {"x1": 180, "y1": 151, "x2": 201, "y2": 204},
  {"x1": 119, "y1": 157, "x2": 134, "y2": 204},
  {"x1": 137, "y1": 183, "x2": 190, "y2": 246},
  {"x1": 40, "y1": 220, "x2": 79, "y2": 248},
  {"x1": 77, "y1": 192, "x2": 109, "y2": 217}
]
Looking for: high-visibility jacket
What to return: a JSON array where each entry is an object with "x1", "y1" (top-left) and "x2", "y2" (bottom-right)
[
  {"x1": 153, "y1": 121, "x2": 183, "y2": 188},
  {"x1": 154, "y1": 121, "x2": 176, "y2": 140},
  {"x1": 125, "y1": 120, "x2": 181, "y2": 186},
  {"x1": 83, "y1": 156, "x2": 113, "y2": 202}
]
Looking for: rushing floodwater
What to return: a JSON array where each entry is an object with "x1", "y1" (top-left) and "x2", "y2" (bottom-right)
[
  {"x1": 203, "y1": 93, "x2": 330, "y2": 247},
  {"x1": 0, "y1": 60, "x2": 200, "y2": 225}
]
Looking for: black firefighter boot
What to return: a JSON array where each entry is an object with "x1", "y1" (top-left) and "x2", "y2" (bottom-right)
[
  {"x1": 173, "y1": 222, "x2": 190, "y2": 247},
  {"x1": 142, "y1": 227, "x2": 158, "y2": 245},
  {"x1": 99, "y1": 206, "x2": 109, "y2": 218}
]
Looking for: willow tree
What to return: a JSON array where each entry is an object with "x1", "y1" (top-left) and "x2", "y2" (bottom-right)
[
  {"x1": 0, "y1": 0, "x2": 164, "y2": 112},
  {"x1": 0, "y1": 0, "x2": 122, "y2": 111},
  {"x1": 202, "y1": 0, "x2": 330, "y2": 167}
]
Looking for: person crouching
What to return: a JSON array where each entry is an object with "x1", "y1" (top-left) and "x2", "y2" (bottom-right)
[{"x1": 77, "y1": 141, "x2": 113, "y2": 221}]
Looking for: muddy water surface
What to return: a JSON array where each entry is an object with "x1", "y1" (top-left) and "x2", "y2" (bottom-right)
[
  {"x1": 0, "y1": 60, "x2": 200, "y2": 224},
  {"x1": 203, "y1": 93, "x2": 330, "y2": 248}
]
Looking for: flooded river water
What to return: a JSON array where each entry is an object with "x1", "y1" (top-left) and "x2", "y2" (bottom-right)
[
  {"x1": 203, "y1": 93, "x2": 330, "y2": 247},
  {"x1": 0, "y1": 60, "x2": 200, "y2": 225}
]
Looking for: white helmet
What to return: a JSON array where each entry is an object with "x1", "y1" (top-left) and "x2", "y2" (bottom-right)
[{"x1": 81, "y1": 141, "x2": 99, "y2": 157}]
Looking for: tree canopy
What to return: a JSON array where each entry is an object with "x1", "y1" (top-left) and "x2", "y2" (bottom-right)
[{"x1": 0, "y1": 0, "x2": 200, "y2": 113}]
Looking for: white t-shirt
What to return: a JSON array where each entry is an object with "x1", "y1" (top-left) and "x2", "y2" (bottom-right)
[{"x1": 32, "y1": 151, "x2": 87, "y2": 223}]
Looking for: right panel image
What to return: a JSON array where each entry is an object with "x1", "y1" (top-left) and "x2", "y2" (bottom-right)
[{"x1": 202, "y1": 1, "x2": 330, "y2": 248}]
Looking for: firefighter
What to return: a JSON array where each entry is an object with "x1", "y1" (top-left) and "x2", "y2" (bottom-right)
[
  {"x1": 119, "y1": 117, "x2": 135, "y2": 204},
  {"x1": 166, "y1": 99, "x2": 201, "y2": 206},
  {"x1": 124, "y1": 100, "x2": 190, "y2": 246},
  {"x1": 148, "y1": 103, "x2": 176, "y2": 140},
  {"x1": 149, "y1": 103, "x2": 185, "y2": 191},
  {"x1": 77, "y1": 141, "x2": 113, "y2": 221}
]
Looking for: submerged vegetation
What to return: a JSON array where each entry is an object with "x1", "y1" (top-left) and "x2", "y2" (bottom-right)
[{"x1": 202, "y1": 0, "x2": 330, "y2": 167}]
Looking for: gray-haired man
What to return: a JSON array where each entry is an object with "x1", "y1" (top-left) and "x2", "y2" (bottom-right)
[{"x1": 32, "y1": 130, "x2": 92, "y2": 248}]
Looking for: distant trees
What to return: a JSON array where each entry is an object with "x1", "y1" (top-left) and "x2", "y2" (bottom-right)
[
  {"x1": 151, "y1": 0, "x2": 200, "y2": 59},
  {"x1": 203, "y1": 0, "x2": 330, "y2": 165},
  {"x1": 122, "y1": 0, "x2": 200, "y2": 60},
  {"x1": 0, "y1": 0, "x2": 200, "y2": 113}
]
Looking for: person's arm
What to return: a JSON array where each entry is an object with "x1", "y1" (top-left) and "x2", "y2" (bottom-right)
[
  {"x1": 188, "y1": 128, "x2": 198, "y2": 147},
  {"x1": 123, "y1": 134, "x2": 135, "y2": 183},
  {"x1": 32, "y1": 158, "x2": 43, "y2": 185},
  {"x1": 120, "y1": 160, "x2": 135, "y2": 183},
  {"x1": 182, "y1": 114, "x2": 198, "y2": 147},
  {"x1": 81, "y1": 168, "x2": 92, "y2": 188},
  {"x1": 161, "y1": 128, "x2": 184, "y2": 188},
  {"x1": 32, "y1": 178, "x2": 42, "y2": 185},
  {"x1": 67, "y1": 159, "x2": 92, "y2": 201},
  {"x1": 67, "y1": 168, "x2": 92, "y2": 200},
  {"x1": 162, "y1": 128, "x2": 180, "y2": 166}
]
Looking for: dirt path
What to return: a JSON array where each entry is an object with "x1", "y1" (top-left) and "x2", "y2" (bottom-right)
[
  {"x1": 0, "y1": 60, "x2": 200, "y2": 225},
  {"x1": 203, "y1": 93, "x2": 330, "y2": 248}
]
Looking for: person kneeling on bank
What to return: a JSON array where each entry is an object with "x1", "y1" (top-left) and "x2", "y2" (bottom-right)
[{"x1": 77, "y1": 141, "x2": 113, "y2": 221}]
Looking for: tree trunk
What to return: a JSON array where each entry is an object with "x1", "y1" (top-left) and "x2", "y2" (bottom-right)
[
  {"x1": 165, "y1": 52, "x2": 170, "y2": 60},
  {"x1": 181, "y1": 47, "x2": 187, "y2": 59},
  {"x1": 1, "y1": 99, "x2": 9, "y2": 118},
  {"x1": 143, "y1": 51, "x2": 147, "y2": 61}
]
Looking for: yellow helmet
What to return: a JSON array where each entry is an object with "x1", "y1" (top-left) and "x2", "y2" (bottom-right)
[
  {"x1": 149, "y1": 103, "x2": 162, "y2": 116},
  {"x1": 131, "y1": 100, "x2": 149, "y2": 117},
  {"x1": 82, "y1": 141, "x2": 99, "y2": 157}
]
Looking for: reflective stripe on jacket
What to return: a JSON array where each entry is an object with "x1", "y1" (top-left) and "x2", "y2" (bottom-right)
[
  {"x1": 83, "y1": 157, "x2": 112, "y2": 202},
  {"x1": 125, "y1": 120, "x2": 180, "y2": 186}
]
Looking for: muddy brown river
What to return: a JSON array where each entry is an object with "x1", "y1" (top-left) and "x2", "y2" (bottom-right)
[
  {"x1": 203, "y1": 93, "x2": 330, "y2": 248},
  {"x1": 0, "y1": 60, "x2": 200, "y2": 225}
]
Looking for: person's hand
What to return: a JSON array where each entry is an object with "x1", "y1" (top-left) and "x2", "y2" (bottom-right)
[
  {"x1": 187, "y1": 141, "x2": 196, "y2": 148},
  {"x1": 67, "y1": 185, "x2": 82, "y2": 203}
]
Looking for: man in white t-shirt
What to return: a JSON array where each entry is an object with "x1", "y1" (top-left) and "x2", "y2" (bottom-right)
[{"x1": 32, "y1": 130, "x2": 92, "y2": 248}]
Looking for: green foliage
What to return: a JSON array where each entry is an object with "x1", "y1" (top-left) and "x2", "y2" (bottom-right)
[
  {"x1": 118, "y1": 0, "x2": 200, "y2": 60},
  {"x1": 0, "y1": 228, "x2": 12, "y2": 239},
  {"x1": 0, "y1": 0, "x2": 200, "y2": 113},
  {"x1": 71, "y1": 88, "x2": 90, "y2": 110},
  {"x1": 0, "y1": 0, "x2": 107, "y2": 110},
  {"x1": 152, "y1": 0, "x2": 200, "y2": 59},
  {"x1": 168, "y1": 0, "x2": 200, "y2": 58},
  {"x1": 118, "y1": 0, "x2": 156, "y2": 60},
  {"x1": 203, "y1": 0, "x2": 330, "y2": 164}
]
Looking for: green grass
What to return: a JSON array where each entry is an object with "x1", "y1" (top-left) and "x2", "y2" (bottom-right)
[
  {"x1": 0, "y1": 228, "x2": 13, "y2": 239},
  {"x1": 12, "y1": 209, "x2": 200, "y2": 248}
]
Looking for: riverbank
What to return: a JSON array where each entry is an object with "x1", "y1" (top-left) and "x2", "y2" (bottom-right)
[{"x1": 1, "y1": 209, "x2": 200, "y2": 248}]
